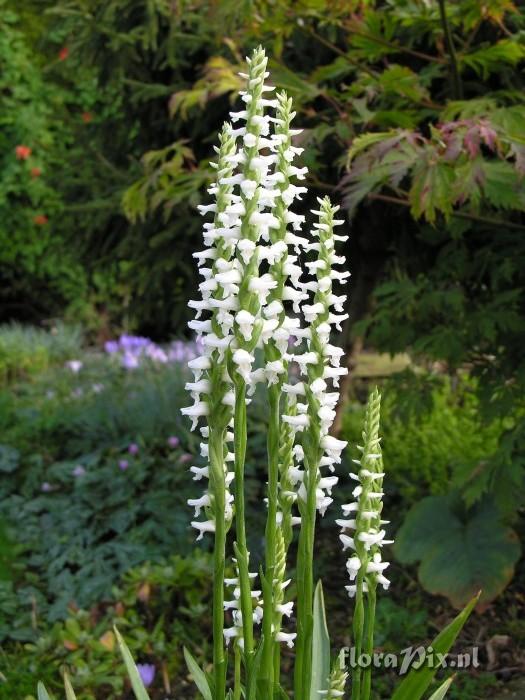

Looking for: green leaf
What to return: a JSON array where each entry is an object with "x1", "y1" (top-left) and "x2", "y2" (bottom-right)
[
  {"x1": 310, "y1": 581, "x2": 331, "y2": 700},
  {"x1": 427, "y1": 676, "x2": 455, "y2": 700},
  {"x1": 409, "y1": 156, "x2": 455, "y2": 223},
  {"x1": 461, "y1": 40, "x2": 525, "y2": 79},
  {"x1": 391, "y1": 594, "x2": 478, "y2": 700},
  {"x1": 184, "y1": 647, "x2": 213, "y2": 700},
  {"x1": 114, "y1": 626, "x2": 151, "y2": 700},
  {"x1": 394, "y1": 495, "x2": 521, "y2": 607},
  {"x1": 482, "y1": 161, "x2": 525, "y2": 211},
  {"x1": 64, "y1": 671, "x2": 78, "y2": 700},
  {"x1": 37, "y1": 683, "x2": 52, "y2": 700},
  {"x1": 378, "y1": 65, "x2": 429, "y2": 103},
  {"x1": 347, "y1": 131, "x2": 396, "y2": 164}
]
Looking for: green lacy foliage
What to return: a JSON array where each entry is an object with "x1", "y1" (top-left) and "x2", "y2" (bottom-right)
[
  {"x1": 0, "y1": 349, "x2": 202, "y2": 625},
  {"x1": 0, "y1": 552, "x2": 213, "y2": 699}
]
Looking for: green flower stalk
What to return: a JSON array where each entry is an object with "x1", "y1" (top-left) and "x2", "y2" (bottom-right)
[{"x1": 338, "y1": 388, "x2": 393, "y2": 700}]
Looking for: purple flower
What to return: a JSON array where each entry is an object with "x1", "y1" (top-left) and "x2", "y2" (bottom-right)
[
  {"x1": 73, "y1": 465, "x2": 86, "y2": 477},
  {"x1": 178, "y1": 453, "x2": 192, "y2": 464},
  {"x1": 104, "y1": 340, "x2": 119, "y2": 354},
  {"x1": 122, "y1": 352, "x2": 140, "y2": 370},
  {"x1": 120, "y1": 335, "x2": 150, "y2": 350},
  {"x1": 41, "y1": 482, "x2": 52, "y2": 492},
  {"x1": 136, "y1": 663, "x2": 155, "y2": 687},
  {"x1": 119, "y1": 459, "x2": 129, "y2": 471},
  {"x1": 128, "y1": 443, "x2": 139, "y2": 455},
  {"x1": 168, "y1": 436, "x2": 180, "y2": 448},
  {"x1": 66, "y1": 360, "x2": 83, "y2": 373}
]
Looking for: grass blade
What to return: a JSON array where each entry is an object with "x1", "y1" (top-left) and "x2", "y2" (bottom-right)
[
  {"x1": 427, "y1": 676, "x2": 455, "y2": 700},
  {"x1": 184, "y1": 646, "x2": 213, "y2": 700},
  {"x1": 114, "y1": 626, "x2": 151, "y2": 700},
  {"x1": 64, "y1": 671, "x2": 78, "y2": 700},
  {"x1": 392, "y1": 592, "x2": 479, "y2": 700},
  {"x1": 37, "y1": 682, "x2": 52, "y2": 700}
]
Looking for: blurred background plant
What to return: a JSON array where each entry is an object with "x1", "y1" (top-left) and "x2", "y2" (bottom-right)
[{"x1": 1, "y1": 0, "x2": 524, "y2": 697}]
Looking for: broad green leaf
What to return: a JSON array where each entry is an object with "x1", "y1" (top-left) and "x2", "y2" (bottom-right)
[
  {"x1": 427, "y1": 676, "x2": 455, "y2": 700},
  {"x1": 184, "y1": 647, "x2": 212, "y2": 700},
  {"x1": 310, "y1": 581, "x2": 331, "y2": 700},
  {"x1": 114, "y1": 626, "x2": 151, "y2": 700},
  {"x1": 391, "y1": 594, "x2": 478, "y2": 700},
  {"x1": 64, "y1": 671, "x2": 78, "y2": 700},
  {"x1": 394, "y1": 495, "x2": 521, "y2": 607},
  {"x1": 37, "y1": 683, "x2": 52, "y2": 700}
]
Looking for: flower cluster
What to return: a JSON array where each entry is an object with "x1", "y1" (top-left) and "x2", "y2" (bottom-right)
[
  {"x1": 283, "y1": 197, "x2": 350, "y2": 516},
  {"x1": 337, "y1": 388, "x2": 393, "y2": 597},
  {"x1": 105, "y1": 335, "x2": 203, "y2": 369}
]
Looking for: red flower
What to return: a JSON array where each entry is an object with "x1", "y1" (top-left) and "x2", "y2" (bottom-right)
[
  {"x1": 58, "y1": 46, "x2": 69, "y2": 61},
  {"x1": 15, "y1": 145, "x2": 32, "y2": 160},
  {"x1": 81, "y1": 111, "x2": 93, "y2": 124},
  {"x1": 33, "y1": 215, "x2": 49, "y2": 226},
  {"x1": 31, "y1": 167, "x2": 42, "y2": 178}
]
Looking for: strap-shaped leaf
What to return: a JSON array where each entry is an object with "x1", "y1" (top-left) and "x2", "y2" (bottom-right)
[
  {"x1": 184, "y1": 646, "x2": 213, "y2": 700},
  {"x1": 427, "y1": 676, "x2": 455, "y2": 700},
  {"x1": 64, "y1": 671, "x2": 78, "y2": 700},
  {"x1": 309, "y1": 581, "x2": 331, "y2": 700},
  {"x1": 37, "y1": 683, "x2": 52, "y2": 700},
  {"x1": 114, "y1": 626, "x2": 151, "y2": 700},
  {"x1": 392, "y1": 593, "x2": 479, "y2": 700}
]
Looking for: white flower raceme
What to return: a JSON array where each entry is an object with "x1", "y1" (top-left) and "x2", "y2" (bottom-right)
[
  {"x1": 181, "y1": 124, "x2": 239, "y2": 542},
  {"x1": 337, "y1": 388, "x2": 394, "y2": 598},
  {"x1": 291, "y1": 197, "x2": 349, "y2": 516}
]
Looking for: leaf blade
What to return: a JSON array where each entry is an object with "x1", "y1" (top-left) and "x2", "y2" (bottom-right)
[
  {"x1": 391, "y1": 593, "x2": 479, "y2": 700},
  {"x1": 184, "y1": 646, "x2": 213, "y2": 700},
  {"x1": 309, "y1": 581, "x2": 331, "y2": 700},
  {"x1": 114, "y1": 626, "x2": 151, "y2": 700}
]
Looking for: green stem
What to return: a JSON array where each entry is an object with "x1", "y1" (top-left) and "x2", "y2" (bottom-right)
[
  {"x1": 294, "y1": 449, "x2": 318, "y2": 699},
  {"x1": 361, "y1": 584, "x2": 377, "y2": 700},
  {"x1": 262, "y1": 384, "x2": 280, "y2": 689},
  {"x1": 437, "y1": 0, "x2": 463, "y2": 99},
  {"x1": 351, "y1": 569, "x2": 366, "y2": 700},
  {"x1": 234, "y1": 644, "x2": 242, "y2": 700},
  {"x1": 209, "y1": 429, "x2": 227, "y2": 700},
  {"x1": 233, "y1": 379, "x2": 255, "y2": 665}
]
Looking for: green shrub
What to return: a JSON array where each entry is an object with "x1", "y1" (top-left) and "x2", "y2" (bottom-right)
[{"x1": 341, "y1": 372, "x2": 504, "y2": 507}]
